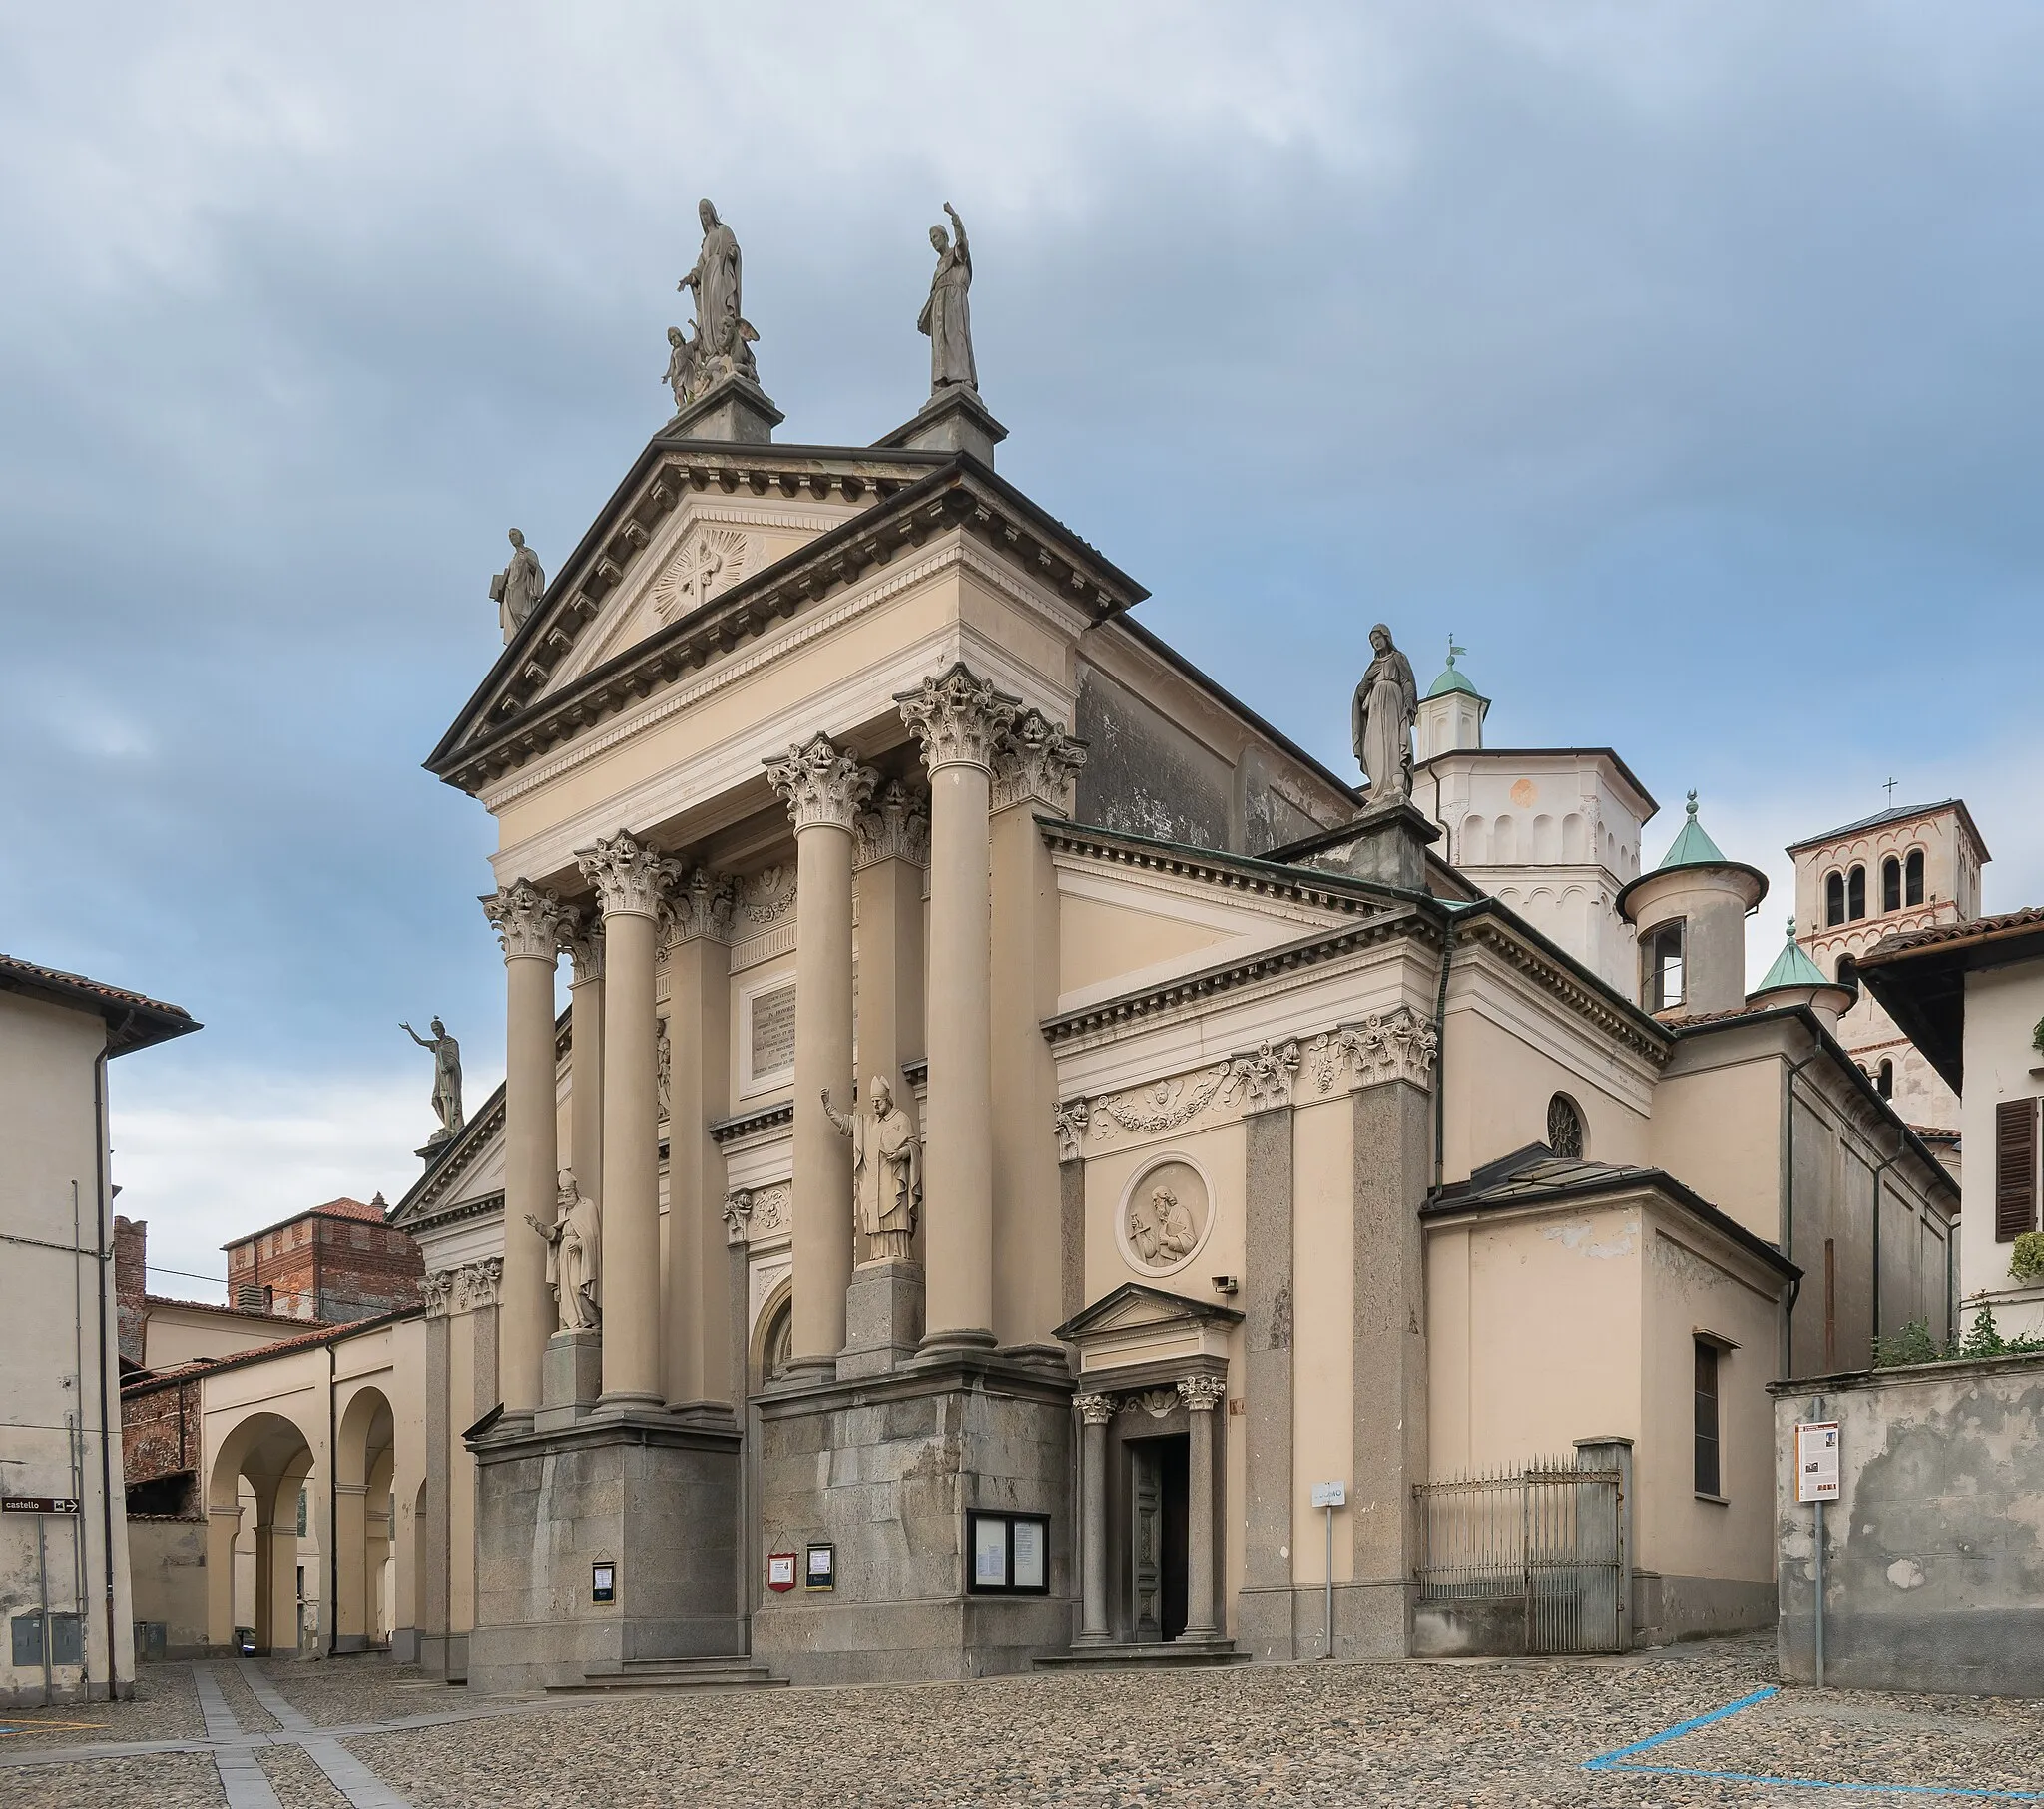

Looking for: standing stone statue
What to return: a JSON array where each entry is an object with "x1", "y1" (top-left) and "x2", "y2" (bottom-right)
[
  {"x1": 822, "y1": 1077, "x2": 922, "y2": 1265},
  {"x1": 663, "y1": 323, "x2": 704, "y2": 411},
  {"x1": 399, "y1": 1017, "x2": 463, "y2": 1145},
  {"x1": 677, "y1": 198, "x2": 759, "y2": 391},
  {"x1": 918, "y1": 202, "x2": 976, "y2": 396},
  {"x1": 527, "y1": 1168, "x2": 601, "y2": 1332},
  {"x1": 1351, "y1": 623, "x2": 1419, "y2": 806},
  {"x1": 489, "y1": 529, "x2": 546, "y2": 644}
]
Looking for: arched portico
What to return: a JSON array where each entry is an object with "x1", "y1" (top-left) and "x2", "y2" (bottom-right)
[
  {"x1": 335, "y1": 1385, "x2": 396, "y2": 1652},
  {"x1": 206, "y1": 1409, "x2": 325, "y2": 1655}
]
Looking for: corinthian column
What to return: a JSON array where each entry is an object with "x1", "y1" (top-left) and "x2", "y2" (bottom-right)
[
  {"x1": 575, "y1": 831, "x2": 677, "y2": 1407},
  {"x1": 897, "y1": 663, "x2": 1018, "y2": 1351},
  {"x1": 1179, "y1": 1373, "x2": 1228, "y2": 1640},
  {"x1": 482, "y1": 879, "x2": 575, "y2": 1419},
  {"x1": 566, "y1": 923, "x2": 606, "y2": 1231},
  {"x1": 766, "y1": 733, "x2": 875, "y2": 1373}
]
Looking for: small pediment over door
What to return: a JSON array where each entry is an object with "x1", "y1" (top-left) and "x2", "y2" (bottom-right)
[{"x1": 1054, "y1": 1282, "x2": 1242, "y2": 1381}]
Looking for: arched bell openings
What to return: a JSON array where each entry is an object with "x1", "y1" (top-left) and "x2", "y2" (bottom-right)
[
  {"x1": 1847, "y1": 865, "x2": 1867, "y2": 921},
  {"x1": 1881, "y1": 856, "x2": 1901, "y2": 915},
  {"x1": 1905, "y1": 848, "x2": 1925, "y2": 907},
  {"x1": 1825, "y1": 872, "x2": 1845, "y2": 927}
]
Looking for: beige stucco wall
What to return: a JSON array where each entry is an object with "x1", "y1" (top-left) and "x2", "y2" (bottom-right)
[
  {"x1": 0, "y1": 991, "x2": 132, "y2": 1704},
  {"x1": 144, "y1": 1303, "x2": 306, "y2": 1370},
  {"x1": 1960, "y1": 961, "x2": 2044, "y2": 1339},
  {"x1": 1650, "y1": 1053, "x2": 1784, "y2": 1242},
  {"x1": 128, "y1": 1518, "x2": 208, "y2": 1654}
]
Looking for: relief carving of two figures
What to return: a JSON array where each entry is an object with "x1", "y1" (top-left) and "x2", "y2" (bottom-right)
[{"x1": 822, "y1": 1076, "x2": 922, "y2": 1266}]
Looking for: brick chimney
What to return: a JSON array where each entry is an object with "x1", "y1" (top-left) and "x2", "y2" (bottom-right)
[{"x1": 113, "y1": 1214, "x2": 148, "y2": 1367}]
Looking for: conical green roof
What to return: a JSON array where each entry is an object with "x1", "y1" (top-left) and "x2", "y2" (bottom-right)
[
  {"x1": 1756, "y1": 918, "x2": 1830, "y2": 992},
  {"x1": 1655, "y1": 790, "x2": 1728, "y2": 871},
  {"x1": 1425, "y1": 637, "x2": 1486, "y2": 699}
]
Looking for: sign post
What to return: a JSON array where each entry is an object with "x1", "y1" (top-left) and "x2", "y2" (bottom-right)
[
  {"x1": 1795, "y1": 1417, "x2": 1839, "y2": 1687},
  {"x1": 1309, "y1": 1481, "x2": 1346, "y2": 1660}
]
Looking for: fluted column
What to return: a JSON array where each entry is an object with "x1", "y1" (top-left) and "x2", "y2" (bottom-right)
[
  {"x1": 898, "y1": 664, "x2": 1017, "y2": 1350},
  {"x1": 482, "y1": 879, "x2": 576, "y2": 1419},
  {"x1": 1179, "y1": 1374, "x2": 1228, "y2": 1640},
  {"x1": 567, "y1": 922, "x2": 606, "y2": 1227},
  {"x1": 575, "y1": 832, "x2": 676, "y2": 1408},
  {"x1": 766, "y1": 734, "x2": 875, "y2": 1373},
  {"x1": 1076, "y1": 1393, "x2": 1116, "y2": 1644}
]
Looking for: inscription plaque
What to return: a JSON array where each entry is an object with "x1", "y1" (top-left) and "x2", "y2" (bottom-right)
[{"x1": 749, "y1": 982, "x2": 797, "y2": 1084}]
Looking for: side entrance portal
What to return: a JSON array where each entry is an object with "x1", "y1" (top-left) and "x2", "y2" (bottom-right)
[{"x1": 1127, "y1": 1434, "x2": 1189, "y2": 1644}]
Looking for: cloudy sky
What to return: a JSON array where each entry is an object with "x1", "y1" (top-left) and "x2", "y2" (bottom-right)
[{"x1": 4, "y1": 4, "x2": 2040, "y2": 1300}]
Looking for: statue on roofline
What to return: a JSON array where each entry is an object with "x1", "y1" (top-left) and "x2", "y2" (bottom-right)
[
  {"x1": 1352, "y1": 623, "x2": 1418, "y2": 806},
  {"x1": 673, "y1": 198, "x2": 759, "y2": 406},
  {"x1": 489, "y1": 530, "x2": 545, "y2": 645},
  {"x1": 919, "y1": 203, "x2": 976, "y2": 397},
  {"x1": 400, "y1": 1017, "x2": 464, "y2": 1145}
]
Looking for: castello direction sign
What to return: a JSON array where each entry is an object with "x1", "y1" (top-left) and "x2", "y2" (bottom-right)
[{"x1": 2, "y1": 1497, "x2": 81, "y2": 1515}]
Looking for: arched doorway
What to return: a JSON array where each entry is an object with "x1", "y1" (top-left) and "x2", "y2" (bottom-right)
[{"x1": 335, "y1": 1387, "x2": 396, "y2": 1653}]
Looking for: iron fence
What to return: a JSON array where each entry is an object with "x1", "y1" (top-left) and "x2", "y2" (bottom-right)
[{"x1": 1413, "y1": 1454, "x2": 1623, "y2": 1654}]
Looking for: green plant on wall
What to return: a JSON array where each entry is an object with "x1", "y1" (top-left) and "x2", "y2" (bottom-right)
[
  {"x1": 2033, "y1": 1013, "x2": 2044, "y2": 1057},
  {"x1": 2012, "y1": 1231, "x2": 2044, "y2": 1285}
]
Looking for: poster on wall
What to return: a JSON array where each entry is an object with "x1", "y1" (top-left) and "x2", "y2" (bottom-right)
[
  {"x1": 1795, "y1": 1421, "x2": 1840, "y2": 1503},
  {"x1": 766, "y1": 1552, "x2": 797, "y2": 1592}
]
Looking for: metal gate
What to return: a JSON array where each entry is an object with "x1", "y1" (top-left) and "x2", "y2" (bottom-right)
[{"x1": 1413, "y1": 1455, "x2": 1623, "y2": 1654}]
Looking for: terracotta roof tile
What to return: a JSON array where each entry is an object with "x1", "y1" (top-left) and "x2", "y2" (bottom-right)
[
  {"x1": 1864, "y1": 904, "x2": 2044, "y2": 959},
  {"x1": 0, "y1": 953, "x2": 199, "y2": 1055}
]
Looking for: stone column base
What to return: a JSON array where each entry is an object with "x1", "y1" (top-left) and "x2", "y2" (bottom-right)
[
  {"x1": 466, "y1": 1406, "x2": 742, "y2": 1694},
  {"x1": 752, "y1": 1346, "x2": 1072, "y2": 1684},
  {"x1": 536, "y1": 1328, "x2": 603, "y2": 1432}
]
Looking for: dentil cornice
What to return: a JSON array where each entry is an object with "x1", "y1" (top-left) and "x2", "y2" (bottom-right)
[
  {"x1": 576, "y1": 830, "x2": 680, "y2": 920},
  {"x1": 896, "y1": 661, "x2": 1020, "y2": 774},
  {"x1": 765, "y1": 732, "x2": 877, "y2": 833},
  {"x1": 482, "y1": 879, "x2": 578, "y2": 962}
]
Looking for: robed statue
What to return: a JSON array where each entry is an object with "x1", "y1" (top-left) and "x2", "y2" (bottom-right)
[
  {"x1": 1128, "y1": 1184, "x2": 1198, "y2": 1267},
  {"x1": 1351, "y1": 623, "x2": 1418, "y2": 805},
  {"x1": 663, "y1": 324, "x2": 703, "y2": 412},
  {"x1": 400, "y1": 1017, "x2": 463, "y2": 1144},
  {"x1": 489, "y1": 529, "x2": 545, "y2": 645},
  {"x1": 527, "y1": 1168, "x2": 601, "y2": 1332},
  {"x1": 676, "y1": 199, "x2": 759, "y2": 397},
  {"x1": 822, "y1": 1076, "x2": 922, "y2": 1265},
  {"x1": 918, "y1": 203, "x2": 976, "y2": 395}
]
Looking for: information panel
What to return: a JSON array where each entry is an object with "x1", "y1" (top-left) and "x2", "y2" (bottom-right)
[{"x1": 1795, "y1": 1420, "x2": 1841, "y2": 1503}]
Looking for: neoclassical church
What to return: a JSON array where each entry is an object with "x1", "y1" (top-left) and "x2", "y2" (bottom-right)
[{"x1": 388, "y1": 205, "x2": 1956, "y2": 1688}]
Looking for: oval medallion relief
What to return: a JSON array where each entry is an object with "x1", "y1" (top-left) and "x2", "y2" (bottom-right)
[{"x1": 1116, "y1": 1155, "x2": 1215, "y2": 1280}]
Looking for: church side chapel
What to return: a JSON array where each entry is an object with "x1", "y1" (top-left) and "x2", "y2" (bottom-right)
[{"x1": 390, "y1": 200, "x2": 1956, "y2": 1687}]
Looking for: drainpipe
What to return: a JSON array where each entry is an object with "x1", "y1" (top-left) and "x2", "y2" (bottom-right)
[
  {"x1": 1782, "y1": 1042, "x2": 1826, "y2": 1377},
  {"x1": 327, "y1": 1340, "x2": 338, "y2": 1658},
  {"x1": 91, "y1": 1047, "x2": 120, "y2": 1701},
  {"x1": 1431, "y1": 911, "x2": 1458, "y2": 1189}
]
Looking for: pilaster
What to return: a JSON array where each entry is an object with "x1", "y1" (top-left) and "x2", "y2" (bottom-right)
[{"x1": 1239, "y1": 1100, "x2": 1296, "y2": 1660}]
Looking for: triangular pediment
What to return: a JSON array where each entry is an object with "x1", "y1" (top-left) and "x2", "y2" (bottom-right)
[{"x1": 1054, "y1": 1282, "x2": 1242, "y2": 1344}]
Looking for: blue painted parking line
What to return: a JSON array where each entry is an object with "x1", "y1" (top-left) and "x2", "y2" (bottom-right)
[{"x1": 1584, "y1": 1685, "x2": 2044, "y2": 1801}]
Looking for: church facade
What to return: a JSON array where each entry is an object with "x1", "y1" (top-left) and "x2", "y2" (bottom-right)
[{"x1": 386, "y1": 205, "x2": 1955, "y2": 1687}]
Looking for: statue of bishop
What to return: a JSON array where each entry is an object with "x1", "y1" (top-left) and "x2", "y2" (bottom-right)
[
  {"x1": 527, "y1": 1169, "x2": 601, "y2": 1332},
  {"x1": 822, "y1": 1076, "x2": 922, "y2": 1265}
]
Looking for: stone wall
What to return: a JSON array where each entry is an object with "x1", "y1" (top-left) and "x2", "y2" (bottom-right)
[{"x1": 1774, "y1": 1353, "x2": 2044, "y2": 1696}]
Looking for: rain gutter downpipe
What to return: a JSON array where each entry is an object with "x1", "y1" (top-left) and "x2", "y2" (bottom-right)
[{"x1": 92, "y1": 1047, "x2": 120, "y2": 1700}]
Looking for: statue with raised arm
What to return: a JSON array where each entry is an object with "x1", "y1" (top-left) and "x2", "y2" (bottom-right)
[
  {"x1": 1351, "y1": 623, "x2": 1419, "y2": 805},
  {"x1": 918, "y1": 202, "x2": 976, "y2": 396},
  {"x1": 489, "y1": 530, "x2": 545, "y2": 644},
  {"x1": 677, "y1": 198, "x2": 759, "y2": 386},
  {"x1": 526, "y1": 1168, "x2": 601, "y2": 1331},
  {"x1": 400, "y1": 1017, "x2": 463, "y2": 1143},
  {"x1": 822, "y1": 1077, "x2": 922, "y2": 1265}
]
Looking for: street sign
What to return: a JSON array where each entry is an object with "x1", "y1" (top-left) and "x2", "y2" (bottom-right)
[
  {"x1": 1795, "y1": 1421, "x2": 1840, "y2": 1503},
  {"x1": 1, "y1": 1497, "x2": 80, "y2": 1516},
  {"x1": 1310, "y1": 1481, "x2": 1346, "y2": 1509}
]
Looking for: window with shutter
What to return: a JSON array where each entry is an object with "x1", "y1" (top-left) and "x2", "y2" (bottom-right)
[{"x1": 1996, "y1": 1098, "x2": 2038, "y2": 1243}]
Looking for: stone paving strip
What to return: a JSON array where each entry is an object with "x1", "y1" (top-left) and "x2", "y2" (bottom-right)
[{"x1": 2, "y1": 1639, "x2": 2040, "y2": 1807}]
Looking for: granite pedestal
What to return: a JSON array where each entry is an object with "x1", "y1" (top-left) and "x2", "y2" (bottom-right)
[
  {"x1": 466, "y1": 1405, "x2": 743, "y2": 1694},
  {"x1": 837, "y1": 1260, "x2": 925, "y2": 1379},
  {"x1": 751, "y1": 1345, "x2": 1074, "y2": 1683}
]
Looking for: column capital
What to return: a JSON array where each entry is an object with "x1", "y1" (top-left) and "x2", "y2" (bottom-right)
[
  {"x1": 1053, "y1": 1098, "x2": 1090, "y2": 1163},
  {"x1": 567, "y1": 921, "x2": 605, "y2": 984},
  {"x1": 766, "y1": 732, "x2": 878, "y2": 833},
  {"x1": 895, "y1": 661, "x2": 1020, "y2": 774},
  {"x1": 723, "y1": 1188, "x2": 754, "y2": 1247},
  {"x1": 992, "y1": 708, "x2": 1089, "y2": 813},
  {"x1": 1223, "y1": 1038, "x2": 1302, "y2": 1114},
  {"x1": 575, "y1": 829, "x2": 679, "y2": 920},
  {"x1": 1301, "y1": 1008, "x2": 1438, "y2": 1098},
  {"x1": 1076, "y1": 1392, "x2": 1119, "y2": 1426},
  {"x1": 421, "y1": 1269, "x2": 457, "y2": 1318},
  {"x1": 482, "y1": 879, "x2": 578, "y2": 962},
  {"x1": 853, "y1": 778, "x2": 930, "y2": 870},
  {"x1": 1177, "y1": 1374, "x2": 1227, "y2": 1414},
  {"x1": 663, "y1": 864, "x2": 739, "y2": 947}
]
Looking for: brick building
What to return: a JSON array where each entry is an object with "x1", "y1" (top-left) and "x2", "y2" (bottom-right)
[
  {"x1": 225, "y1": 1196, "x2": 423, "y2": 1324},
  {"x1": 113, "y1": 1215, "x2": 321, "y2": 1373}
]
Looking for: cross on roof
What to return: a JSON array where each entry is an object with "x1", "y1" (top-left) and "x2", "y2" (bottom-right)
[{"x1": 1883, "y1": 776, "x2": 1899, "y2": 803}]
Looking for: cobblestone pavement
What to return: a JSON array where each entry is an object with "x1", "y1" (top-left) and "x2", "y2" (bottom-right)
[{"x1": 1, "y1": 1638, "x2": 2039, "y2": 1808}]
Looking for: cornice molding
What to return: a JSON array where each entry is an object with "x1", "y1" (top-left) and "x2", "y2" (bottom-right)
[{"x1": 1455, "y1": 916, "x2": 1668, "y2": 1066}]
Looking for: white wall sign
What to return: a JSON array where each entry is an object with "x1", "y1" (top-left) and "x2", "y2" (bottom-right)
[
  {"x1": 1795, "y1": 1421, "x2": 1840, "y2": 1503},
  {"x1": 1310, "y1": 1481, "x2": 1347, "y2": 1509}
]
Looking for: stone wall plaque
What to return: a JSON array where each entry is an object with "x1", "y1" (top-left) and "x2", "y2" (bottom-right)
[
  {"x1": 745, "y1": 980, "x2": 797, "y2": 1091},
  {"x1": 1116, "y1": 1155, "x2": 1215, "y2": 1279}
]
